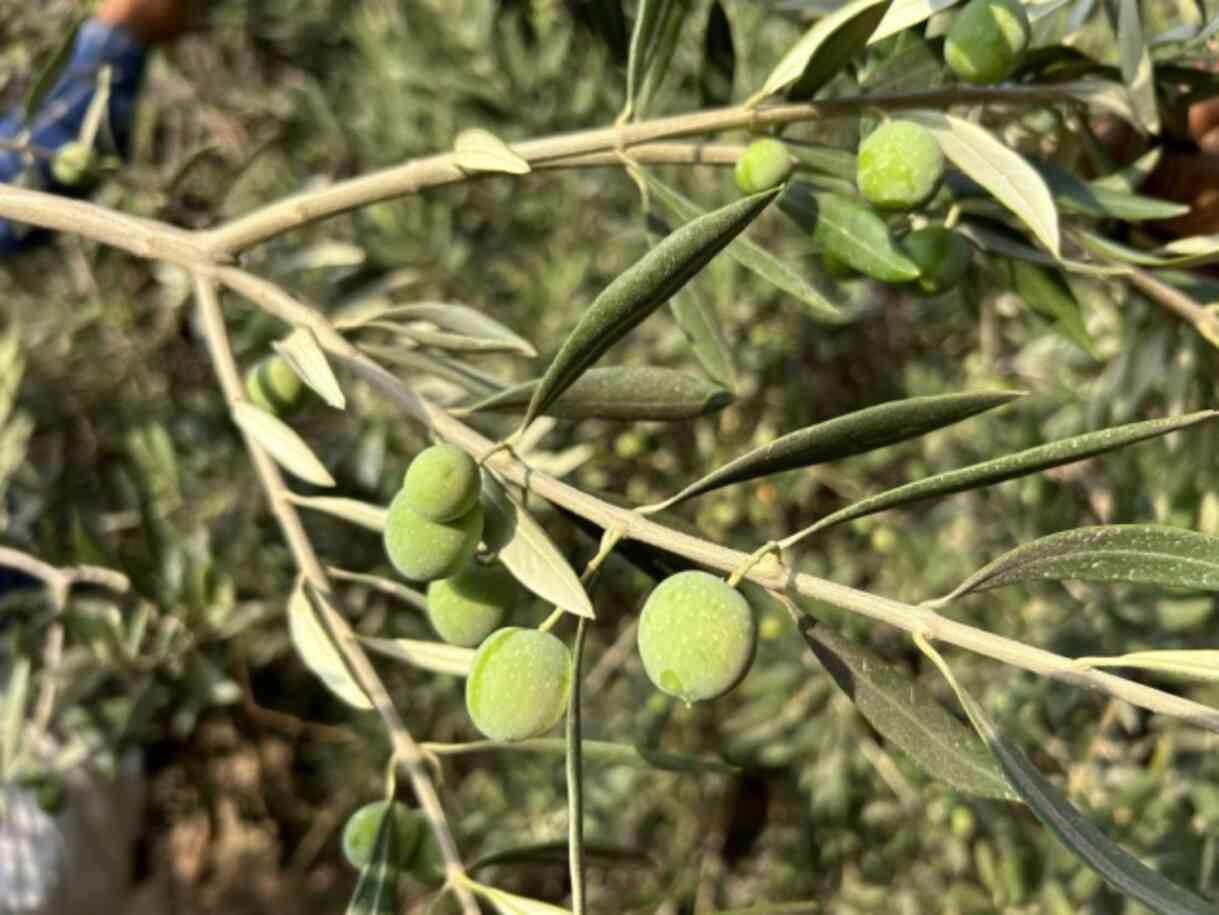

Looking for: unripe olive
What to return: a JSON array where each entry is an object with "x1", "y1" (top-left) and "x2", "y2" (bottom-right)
[
  {"x1": 384, "y1": 491, "x2": 483, "y2": 582},
  {"x1": 944, "y1": 0, "x2": 1031, "y2": 85},
  {"x1": 400, "y1": 443, "x2": 481, "y2": 522},
  {"x1": 857, "y1": 121, "x2": 944, "y2": 211},
  {"x1": 50, "y1": 140, "x2": 100, "y2": 188},
  {"x1": 341, "y1": 800, "x2": 422, "y2": 872},
  {"x1": 408, "y1": 825, "x2": 446, "y2": 885},
  {"x1": 636, "y1": 570, "x2": 756, "y2": 704},
  {"x1": 427, "y1": 561, "x2": 519, "y2": 647},
  {"x1": 900, "y1": 226, "x2": 973, "y2": 295},
  {"x1": 244, "y1": 355, "x2": 304, "y2": 415},
  {"x1": 465, "y1": 627, "x2": 571, "y2": 742},
  {"x1": 735, "y1": 138, "x2": 794, "y2": 194}
]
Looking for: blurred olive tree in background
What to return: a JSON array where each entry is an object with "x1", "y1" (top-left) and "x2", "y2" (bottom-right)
[{"x1": 3, "y1": 1, "x2": 1219, "y2": 913}]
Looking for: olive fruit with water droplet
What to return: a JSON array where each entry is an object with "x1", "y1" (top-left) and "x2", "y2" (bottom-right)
[
  {"x1": 637, "y1": 571, "x2": 756, "y2": 703},
  {"x1": 857, "y1": 121, "x2": 944, "y2": 211},
  {"x1": 465, "y1": 627, "x2": 571, "y2": 741}
]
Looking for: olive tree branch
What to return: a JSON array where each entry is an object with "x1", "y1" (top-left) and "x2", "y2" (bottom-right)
[{"x1": 190, "y1": 276, "x2": 480, "y2": 915}]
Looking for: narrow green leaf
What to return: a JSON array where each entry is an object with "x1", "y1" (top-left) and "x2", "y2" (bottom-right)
[
  {"x1": 345, "y1": 796, "x2": 401, "y2": 915},
  {"x1": 790, "y1": 143, "x2": 857, "y2": 181},
  {"x1": 232, "y1": 402, "x2": 335, "y2": 487},
  {"x1": 1118, "y1": 0, "x2": 1161, "y2": 134},
  {"x1": 960, "y1": 222, "x2": 1126, "y2": 277},
  {"x1": 700, "y1": 0, "x2": 736, "y2": 106},
  {"x1": 454, "y1": 128, "x2": 530, "y2": 175},
  {"x1": 645, "y1": 211, "x2": 737, "y2": 388},
  {"x1": 624, "y1": 0, "x2": 691, "y2": 119},
  {"x1": 652, "y1": 391, "x2": 1022, "y2": 510},
  {"x1": 1009, "y1": 260, "x2": 1095, "y2": 355},
  {"x1": 481, "y1": 474, "x2": 595, "y2": 619},
  {"x1": 903, "y1": 111, "x2": 1061, "y2": 256},
  {"x1": 272, "y1": 326, "x2": 346, "y2": 409},
  {"x1": 287, "y1": 580, "x2": 373, "y2": 710},
  {"x1": 1156, "y1": 234, "x2": 1219, "y2": 269},
  {"x1": 327, "y1": 568, "x2": 428, "y2": 612},
  {"x1": 869, "y1": 0, "x2": 962, "y2": 43},
  {"x1": 520, "y1": 188, "x2": 778, "y2": 431},
  {"x1": 798, "y1": 617, "x2": 1013, "y2": 799},
  {"x1": 461, "y1": 366, "x2": 732, "y2": 422},
  {"x1": 360, "y1": 636, "x2": 475, "y2": 676},
  {"x1": 1074, "y1": 650, "x2": 1219, "y2": 681},
  {"x1": 1092, "y1": 146, "x2": 1163, "y2": 192},
  {"x1": 745, "y1": 0, "x2": 893, "y2": 105},
  {"x1": 936, "y1": 525, "x2": 1219, "y2": 603},
  {"x1": 1033, "y1": 162, "x2": 1188, "y2": 221},
  {"x1": 783, "y1": 411, "x2": 1218, "y2": 547},
  {"x1": 362, "y1": 345, "x2": 505, "y2": 398},
  {"x1": 373, "y1": 302, "x2": 536, "y2": 357},
  {"x1": 1, "y1": 658, "x2": 30, "y2": 779},
  {"x1": 644, "y1": 175, "x2": 843, "y2": 322},
  {"x1": 288, "y1": 495, "x2": 387, "y2": 532},
  {"x1": 22, "y1": 18, "x2": 85, "y2": 125},
  {"x1": 468, "y1": 880, "x2": 574, "y2": 915},
  {"x1": 780, "y1": 186, "x2": 920, "y2": 283}
]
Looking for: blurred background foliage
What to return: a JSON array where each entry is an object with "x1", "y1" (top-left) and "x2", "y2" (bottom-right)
[{"x1": 2, "y1": 0, "x2": 1219, "y2": 912}]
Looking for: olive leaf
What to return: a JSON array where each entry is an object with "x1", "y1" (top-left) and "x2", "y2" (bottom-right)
[
  {"x1": 779, "y1": 185, "x2": 920, "y2": 283},
  {"x1": 1092, "y1": 146, "x2": 1163, "y2": 192},
  {"x1": 869, "y1": 0, "x2": 962, "y2": 43},
  {"x1": 287, "y1": 494, "x2": 387, "y2": 532},
  {"x1": 958, "y1": 222, "x2": 1125, "y2": 277},
  {"x1": 1118, "y1": 0, "x2": 1161, "y2": 134},
  {"x1": 1073, "y1": 650, "x2": 1219, "y2": 682},
  {"x1": 1, "y1": 658, "x2": 30, "y2": 780},
  {"x1": 519, "y1": 188, "x2": 778, "y2": 432},
  {"x1": 918, "y1": 639, "x2": 1217, "y2": 915},
  {"x1": 1032, "y1": 162, "x2": 1187, "y2": 221},
  {"x1": 644, "y1": 175, "x2": 843, "y2": 323},
  {"x1": 453, "y1": 128, "x2": 530, "y2": 175},
  {"x1": 272, "y1": 326, "x2": 346, "y2": 409},
  {"x1": 368, "y1": 302, "x2": 536, "y2": 357},
  {"x1": 624, "y1": 0, "x2": 692, "y2": 119},
  {"x1": 781, "y1": 411, "x2": 1219, "y2": 548},
  {"x1": 461, "y1": 366, "x2": 732, "y2": 422},
  {"x1": 360, "y1": 636, "x2": 475, "y2": 676},
  {"x1": 699, "y1": 0, "x2": 735, "y2": 106},
  {"x1": 231, "y1": 402, "x2": 336, "y2": 487},
  {"x1": 22, "y1": 17, "x2": 85, "y2": 126},
  {"x1": 932, "y1": 525, "x2": 1219, "y2": 604},
  {"x1": 1009, "y1": 260, "x2": 1096, "y2": 355},
  {"x1": 481, "y1": 474, "x2": 595, "y2": 619},
  {"x1": 798, "y1": 616, "x2": 1014, "y2": 799},
  {"x1": 902, "y1": 111, "x2": 1061, "y2": 257},
  {"x1": 745, "y1": 0, "x2": 894, "y2": 105},
  {"x1": 467, "y1": 880, "x2": 574, "y2": 915},
  {"x1": 650, "y1": 390, "x2": 1022, "y2": 511},
  {"x1": 362, "y1": 345, "x2": 506, "y2": 398},
  {"x1": 344, "y1": 796, "x2": 402, "y2": 915},
  {"x1": 287, "y1": 580, "x2": 373, "y2": 710},
  {"x1": 328, "y1": 568, "x2": 428, "y2": 612}
]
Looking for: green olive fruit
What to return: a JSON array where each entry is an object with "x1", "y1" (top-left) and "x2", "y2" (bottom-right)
[
  {"x1": 734, "y1": 138, "x2": 794, "y2": 194},
  {"x1": 944, "y1": 0, "x2": 1031, "y2": 84},
  {"x1": 408, "y1": 824, "x2": 446, "y2": 885},
  {"x1": 400, "y1": 443, "x2": 481, "y2": 522},
  {"x1": 244, "y1": 355, "x2": 304, "y2": 415},
  {"x1": 637, "y1": 570, "x2": 756, "y2": 703},
  {"x1": 857, "y1": 121, "x2": 944, "y2": 211},
  {"x1": 427, "y1": 561, "x2": 519, "y2": 648},
  {"x1": 341, "y1": 800, "x2": 422, "y2": 872},
  {"x1": 50, "y1": 141, "x2": 100, "y2": 188},
  {"x1": 465, "y1": 627, "x2": 572, "y2": 742},
  {"x1": 384, "y1": 491, "x2": 483, "y2": 582},
  {"x1": 900, "y1": 226, "x2": 973, "y2": 295}
]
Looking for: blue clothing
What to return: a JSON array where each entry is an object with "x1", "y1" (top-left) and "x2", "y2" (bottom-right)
[{"x1": 0, "y1": 19, "x2": 147, "y2": 252}]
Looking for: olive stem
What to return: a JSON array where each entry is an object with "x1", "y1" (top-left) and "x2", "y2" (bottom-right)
[
  {"x1": 538, "y1": 608, "x2": 566, "y2": 633},
  {"x1": 726, "y1": 541, "x2": 783, "y2": 588}
]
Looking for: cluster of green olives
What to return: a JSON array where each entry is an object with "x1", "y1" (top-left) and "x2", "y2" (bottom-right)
[
  {"x1": 340, "y1": 799, "x2": 444, "y2": 883},
  {"x1": 384, "y1": 443, "x2": 485, "y2": 582}
]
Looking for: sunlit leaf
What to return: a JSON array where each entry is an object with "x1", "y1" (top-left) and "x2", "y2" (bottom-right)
[
  {"x1": 287, "y1": 580, "x2": 373, "y2": 709},
  {"x1": 799, "y1": 617, "x2": 1013, "y2": 799},
  {"x1": 288, "y1": 495, "x2": 387, "y2": 532},
  {"x1": 651, "y1": 390, "x2": 1021, "y2": 510},
  {"x1": 936, "y1": 525, "x2": 1219, "y2": 603},
  {"x1": 468, "y1": 880, "x2": 573, "y2": 915},
  {"x1": 461, "y1": 366, "x2": 732, "y2": 422},
  {"x1": 1073, "y1": 650, "x2": 1219, "y2": 682},
  {"x1": 903, "y1": 111, "x2": 1060, "y2": 256},
  {"x1": 371, "y1": 302, "x2": 536, "y2": 357},
  {"x1": 1, "y1": 658, "x2": 30, "y2": 779},
  {"x1": 783, "y1": 411, "x2": 1218, "y2": 546},
  {"x1": 454, "y1": 128, "x2": 530, "y2": 175},
  {"x1": 746, "y1": 0, "x2": 893, "y2": 104},
  {"x1": 481, "y1": 474, "x2": 595, "y2": 618},
  {"x1": 360, "y1": 636, "x2": 475, "y2": 676},
  {"x1": 520, "y1": 188, "x2": 778, "y2": 430},
  {"x1": 644, "y1": 175, "x2": 843, "y2": 322},
  {"x1": 870, "y1": 0, "x2": 962, "y2": 42},
  {"x1": 232, "y1": 402, "x2": 335, "y2": 487},
  {"x1": 273, "y1": 326, "x2": 347, "y2": 409},
  {"x1": 1118, "y1": 0, "x2": 1161, "y2": 133}
]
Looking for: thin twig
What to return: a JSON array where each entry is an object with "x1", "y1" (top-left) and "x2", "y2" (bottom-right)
[
  {"x1": 1128, "y1": 268, "x2": 1219, "y2": 347},
  {"x1": 190, "y1": 276, "x2": 480, "y2": 915}
]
